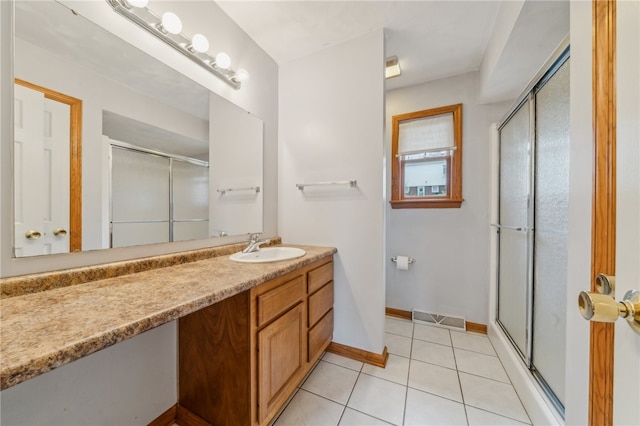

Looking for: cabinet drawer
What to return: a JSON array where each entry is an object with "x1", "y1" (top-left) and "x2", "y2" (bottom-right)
[
  {"x1": 308, "y1": 309, "x2": 333, "y2": 362},
  {"x1": 308, "y1": 261, "x2": 333, "y2": 294},
  {"x1": 308, "y1": 281, "x2": 333, "y2": 327},
  {"x1": 257, "y1": 276, "x2": 304, "y2": 328}
]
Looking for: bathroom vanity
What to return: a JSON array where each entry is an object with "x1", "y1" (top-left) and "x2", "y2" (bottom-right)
[
  {"x1": 179, "y1": 256, "x2": 334, "y2": 425},
  {"x1": 0, "y1": 243, "x2": 335, "y2": 425}
]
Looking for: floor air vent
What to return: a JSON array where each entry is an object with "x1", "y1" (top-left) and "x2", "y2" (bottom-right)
[{"x1": 412, "y1": 309, "x2": 466, "y2": 331}]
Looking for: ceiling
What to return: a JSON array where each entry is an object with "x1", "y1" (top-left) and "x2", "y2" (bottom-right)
[{"x1": 216, "y1": 0, "x2": 569, "y2": 97}]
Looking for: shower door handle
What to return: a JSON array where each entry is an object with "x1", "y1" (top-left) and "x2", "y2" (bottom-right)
[{"x1": 578, "y1": 275, "x2": 640, "y2": 335}]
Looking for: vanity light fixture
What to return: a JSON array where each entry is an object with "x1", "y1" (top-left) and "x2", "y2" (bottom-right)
[
  {"x1": 158, "y1": 11, "x2": 182, "y2": 35},
  {"x1": 385, "y1": 56, "x2": 401, "y2": 79},
  {"x1": 106, "y1": 0, "x2": 249, "y2": 89},
  {"x1": 232, "y1": 69, "x2": 250, "y2": 83},
  {"x1": 189, "y1": 34, "x2": 209, "y2": 53},
  {"x1": 213, "y1": 52, "x2": 231, "y2": 70}
]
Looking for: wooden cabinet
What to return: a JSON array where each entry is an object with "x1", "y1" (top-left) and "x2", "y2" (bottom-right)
[{"x1": 178, "y1": 256, "x2": 334, "y2": 426}]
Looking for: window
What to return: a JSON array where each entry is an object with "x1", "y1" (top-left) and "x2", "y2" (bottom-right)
[{"x1": 390, "y1": 103, "x2": 463, "y2": 208}]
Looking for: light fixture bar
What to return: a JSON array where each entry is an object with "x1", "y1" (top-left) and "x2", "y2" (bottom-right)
[{"x1": 106, "y1": 0, "x2": 244, "y2": 89}]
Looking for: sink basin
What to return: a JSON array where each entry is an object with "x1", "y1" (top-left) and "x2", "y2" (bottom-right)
[{"x1": 229, "y1": 247, "x2": 306, "y2": 263}]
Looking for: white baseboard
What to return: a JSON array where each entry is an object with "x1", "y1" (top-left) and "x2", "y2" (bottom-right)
[{"x1": 489, "y1": 322, "x2": 564, "y2": 426}]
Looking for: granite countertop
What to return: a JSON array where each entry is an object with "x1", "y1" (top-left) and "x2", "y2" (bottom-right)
[{"x1": 0, "y1": 244, "x2": 336, "y2": 391}]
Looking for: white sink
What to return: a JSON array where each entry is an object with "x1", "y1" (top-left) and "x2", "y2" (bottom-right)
[{"x1": 229, "y1": 247, "x2": 306, "y2": 263}]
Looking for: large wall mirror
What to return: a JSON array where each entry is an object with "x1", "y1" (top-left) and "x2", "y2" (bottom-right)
[{"x1": 12, "y1": 0, "x2": 264, "y2": 258}]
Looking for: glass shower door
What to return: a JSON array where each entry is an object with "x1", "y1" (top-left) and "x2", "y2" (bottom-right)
[
  {"x1": 496, "y1": 52, "x2": 569, "y2": 413},
  {"x1": 532, "y1": 59, "x2": 570, "y2": 408},
  {"x1": 497, "y1": 101, "x2": 531, "y2": 359}
]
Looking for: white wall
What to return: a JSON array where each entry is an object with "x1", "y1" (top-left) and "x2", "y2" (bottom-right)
[
  {"x1": 0, "y1": 1, "x2": 278, "y2": 423},
  {"x1": 0, "y1": 323, "x2": 176, "y2": 425},
  {"x1": 385, "y1": 72, "x2": 510, "y2": 325},
  {"x1": 279, "y1": 30, "x2": 386, "y2": 354},
  {"x1": 209, "y1": 94, "x2": 264, "y2": 236}
]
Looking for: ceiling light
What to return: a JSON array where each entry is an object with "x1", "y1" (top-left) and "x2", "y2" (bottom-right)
[
  {"x1": 159, "y1": 12, "x2": 182, "y2": 35},
  {"x1": 106, "y1": 0, "x2": 248, "y2": 89},
  {"x1": 386, "y1": 56, "x2": 401, "y2": 79},
  {"x1": 189, "y1": 34, "x2": 209, "y2": 53}
]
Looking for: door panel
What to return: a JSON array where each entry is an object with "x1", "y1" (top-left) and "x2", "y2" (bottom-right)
[
  {"x1": 613, "y1": 1, "x2": 640, "y2": 423},
  {"x1": 13, "y1": 84, "x2": 70, "y2": 256},
  {"x1": 14, "y1": 85, "x2": 45, "y2": 257},
  {"x1": 43, "y1": 98, "x2": 70, "y2": 254}
]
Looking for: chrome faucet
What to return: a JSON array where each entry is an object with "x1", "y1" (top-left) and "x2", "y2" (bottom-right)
[{"x1": 242, "y1": 232, "x2": 271, "y2": 253}]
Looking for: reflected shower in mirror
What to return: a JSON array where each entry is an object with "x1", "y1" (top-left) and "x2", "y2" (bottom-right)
[{"x1": 12, "y1": 0, "x2": 263, "y2": 257}]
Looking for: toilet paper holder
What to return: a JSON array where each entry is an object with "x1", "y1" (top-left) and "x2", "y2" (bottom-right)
[{"x1": 391, "y1": 256, "x2": 415, "y2": 264}]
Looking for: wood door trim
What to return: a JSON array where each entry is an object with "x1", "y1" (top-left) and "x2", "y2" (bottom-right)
[
  {"x1": 590, "y1": 1, "x2": 616, "y2": 425},
  {"x1": 14, "y1": 78, "x2": 82, "y2": 252}
]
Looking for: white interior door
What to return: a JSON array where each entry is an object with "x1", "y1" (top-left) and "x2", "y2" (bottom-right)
[
  {"x1": 13, "y1": 84, "x2": 70, "y2": 256},
  {"x1": 613, "y1": 1, "x2": 640, "y2": 424}
]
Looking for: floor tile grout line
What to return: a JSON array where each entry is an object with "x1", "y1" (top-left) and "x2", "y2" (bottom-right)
[
  {"x1": 450, "y1": 332, "x2": 471, "y2": 425},
  {"x1": 320, "y1": 355, "x2": 365, "y2": 372},
  {"x1": 401, "y1": 325, "x2": 416, "y2": 425},
  {"x1": 455, "y1": 369, "x2": 513, "y2": 385},
  {"x1": 405, "y1": 383, "x2": 465, "y2": 406},
  {"x1": 451, "y1": 345, "x2": 499, "y2": 357},
  {"x1": 463, "y1": 402, "x2": 534, "y2": 425},
  {"x1": 346, "y1": 406, "x2": 397, "y2": 425},
  {"x1": 341, "y1": 360, "x2": 364, "y2": 422},
  {"x1": 483, "y1": 335, "x2": 535, "y2": 425}
]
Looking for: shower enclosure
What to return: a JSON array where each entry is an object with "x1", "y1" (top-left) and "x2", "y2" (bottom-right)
[
  {"x1": 109, "y1": 142, "x2": 209, "y2": 248},
  {"x1": 496, "y1": 49, "x2": 569, "y2": 414}
]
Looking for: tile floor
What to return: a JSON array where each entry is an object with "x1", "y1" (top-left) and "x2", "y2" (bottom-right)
[{"x1": 271, "y1": 316, "x2": 532, "y2": 426}]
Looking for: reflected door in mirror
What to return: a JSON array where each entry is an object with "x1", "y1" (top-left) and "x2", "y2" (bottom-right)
[{"x1": 14, "y1": 84, "x2": 70, "y2": 256}]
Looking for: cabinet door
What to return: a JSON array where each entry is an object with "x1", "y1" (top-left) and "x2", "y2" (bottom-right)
[{"x1": 258, "y1": 303, "x2": 304, "y2": 424}]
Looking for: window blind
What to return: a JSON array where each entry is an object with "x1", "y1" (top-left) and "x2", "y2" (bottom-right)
[{"x1": 398, "y1": 112, "x2": 455, "y2": 156}]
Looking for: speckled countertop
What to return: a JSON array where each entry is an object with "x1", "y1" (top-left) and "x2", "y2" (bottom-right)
[{"x1": 0, "y1": 244, "x2": 336, "y2": 391}]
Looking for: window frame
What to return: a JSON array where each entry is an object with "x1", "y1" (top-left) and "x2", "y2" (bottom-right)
[{"x1": 390, "y1": 103, "x2": 463, "y2": 209}]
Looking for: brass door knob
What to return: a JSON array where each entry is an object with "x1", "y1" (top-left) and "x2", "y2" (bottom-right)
[
  {"x1": 595, "y1": 273, "x2": 615, "y2": 295},
  {"x1": 53, "y1": 228, "x2": 68, "y2": 237},
  {"x1": 579, "y1": 289, "x2": 640, "y2": 334},
  {"x1": 24, "y1": 230, "x2": 42, "y2": 240}
]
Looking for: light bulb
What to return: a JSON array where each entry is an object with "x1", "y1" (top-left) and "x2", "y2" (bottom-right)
[
  {"x1": 190, "y1": 34, "x2": 209, "y2": 53},
  {"x1": 126, "y1": 0, "x2": 148, "y2": 7},
  {"x1": 214, "y1": 52, "x2": 231, "y2": 70},
  {"x1": 161, "y1": 12, "x2": 182, "y2": 34},
  {"x1": 233, "y1": 69, "x2": 250, "y2": 82}
]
